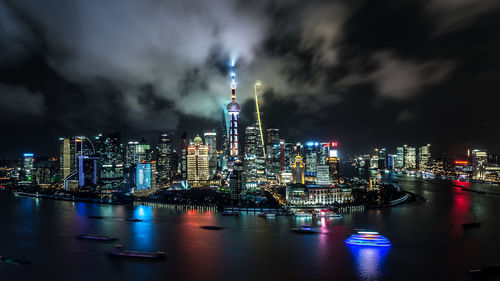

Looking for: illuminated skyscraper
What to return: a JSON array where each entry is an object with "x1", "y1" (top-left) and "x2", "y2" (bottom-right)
[
  {"x1": 404, "y1": 145, "x2": 417, "y2": 169},
  {"x1": 266, "y1": 128, "x2": 280, "y2": 182},
  {"x1": 396, "y1": 146, "x2": 405, "y2": 169},
  {"x1": 157, "y1": 132, "x2": 175, "y2": 186},
  {"x1": 227, "y1": 65, "x2": 241, "y2": 168},
  {"x1": 283, "y1": 142, "x2": 296, "y2": 171},
  {"x1": 23, "y1": 153, "x2": 34, "y2": 182},
  {"x1": 326, "y1": 141, "x2": 340, "y2": 183},
  {"x1": 181, "y1": 132, "x2": 188, "y2": 179},
  {"x1": 59, "y1": 137, "x2": 74, "y2": 180},
  {"x1": 244, "y1": 126, "x2": 258, "y2": 189},
  {"x1": 418, "y1": 144, "x2": 432, "y2": 171},
  {"x1": 125, "y1": 141, "x2": 139, "y2": 169},
  {"x1": 471, "y1": 149, "x2": 488, "y2": 180},
  {"x1": 305, "y1": 141, "x2": 320, "y2": 175},
  {"x1": 292, "y1": 156, "x2": 305, "y2": 184},
  {"x1": 204, "y1": 131, "x2": 217, "y2": 176},
  {"x1": 96, "y1": 132, "x2": 124, "y2": 190},
  {"x1": 316, "y1": 165, "x2": 330, "y2": 185},
  {"x1": 187, "y1": 135, "x2": 209, "y2": 187}
]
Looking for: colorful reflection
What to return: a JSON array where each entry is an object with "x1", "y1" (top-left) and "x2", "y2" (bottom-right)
[
  {"x1": 348, "y1": 244, "x2": 390, "y2": 280},
  {"x1": 130, "y1": 205, "x2": 155, "y2": 250},
  {"x1": 345, "y1": 232, "x2": 391, "y2": 247}
]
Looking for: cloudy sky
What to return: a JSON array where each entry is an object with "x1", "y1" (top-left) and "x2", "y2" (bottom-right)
[{"x1": 1, "y1": 0, "x2": 499, "y2": 158}]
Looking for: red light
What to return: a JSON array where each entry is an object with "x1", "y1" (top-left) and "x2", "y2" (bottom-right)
[
  {"x1": 331, "y1": 141, "x2": 338, "y2": 147},
  {"x1": 455, "y1": 160, "x2": 468, "y2": 165}
]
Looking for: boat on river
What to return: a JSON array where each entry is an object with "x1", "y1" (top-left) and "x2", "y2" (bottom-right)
[
  {"x1": 0, "y1": 256, "x2": 30, "y2": 266},
  {"x1": 468, "y1": 264, "x2": 500, "y2": 277},
  {"x1": 200, "y1": 225, "x2": 224, "y2": 230},
  {"x1": 344, "y1": 231, "x2": 391, "y2": 247},
  {"x1": 291, "y1": 225, "x2": 320, "y2": 234},
  {"x1": 76, "y1": 234, "x2": 118, "y2": 241},
  {"x1": 125, "y1": 218, "x2": 143, "y2": 222},
  {"x1": 107, "y1": 245, "x2": 165, "y2": 259}
]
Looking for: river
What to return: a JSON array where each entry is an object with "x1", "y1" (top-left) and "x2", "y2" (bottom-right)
[{"x1": 1, "y1": 169, "x2": 499, "y2": 281}]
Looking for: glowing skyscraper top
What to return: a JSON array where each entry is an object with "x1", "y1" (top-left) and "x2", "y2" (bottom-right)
[{"x1": 227, "y1": 64, "x2": 240, "y2": 165}]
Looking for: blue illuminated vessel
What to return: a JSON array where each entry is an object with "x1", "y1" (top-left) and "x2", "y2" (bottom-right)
[{"x1": 344, "y1": 231, "x2": 391, "y2": 247}]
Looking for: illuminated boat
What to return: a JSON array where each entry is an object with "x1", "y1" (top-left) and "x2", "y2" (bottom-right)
[
  {"x1": 258, "y1": 213, "x2": 276, "y2": 219},
  {"x1": 344, "y1": 231, "x2": 391, "y2": 247},
  {"x1": 291, "y1": 225, "x2": 320, "y2": 234},
  {"x1": 294, "y1": 212, "x2": 313, "y2": 218}
]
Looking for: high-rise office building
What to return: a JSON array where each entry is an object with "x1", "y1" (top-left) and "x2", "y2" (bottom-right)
[
  {"x1": 418, "y1": 144, "x2": 432, "y2": 171},
  {"x1": 227, "y1": 65, "x2": 241, "y2": 168},
  {"x1": 316, "y1": 165, "x2": 330, "y2": 185},
  {"x1": 59, "y1": 137, "x2": 75, "y2": 180},
  {"x1": 187, "y1": 135, "x2": 209, "y2": 187},
  {"x1": 265, "y1": 128, "x2": 280, "y2": 182},
  {"x1": 181, "y1": 132, "x2": 188, "y2": 179},
  {"x1": 305, "y1": 142, "x2": 320, "y2": 175},
  {"x1": 244, "y1": 126, "x2": 258, "y2": 189},
  {"x1": 319, "y1": 143, "x2": 329, "y2": 165},
  {"x1": 283, "y1": 142, "x2": 296, "y2": 171},
  {"x1": 204, "y1": 131, "x2": 217, "y2": 177},
  {"x1": 292, "y1": 156, "x2": 305, "y2": 184},
  {"x1": 23, "y1": 153, "x2": 34, "y2": 182},
  {"x1": 326, "y1": 156, "x2": 340, "y2": 183},
  {"x1": 157, "y1": 132, "x2": 175, "y2": 187},
  {"x1": 404, "y1": 146, "x2": 417, "y2": 169},
  {"x1": 135, "y1": 138, "x2": 152, "y2": 163},
  {"x1": 96, "y1": 132, "x2": 124, "y2": 190},
  {"x1": 396, "y1": 146, "x2": 405, "y2": 169},
  {"x1": 125, "y1": 141, "x2": 138, "y2": 168},
  {"x1": 471, "y1": 149, "x2": 488, "y2": 180}
]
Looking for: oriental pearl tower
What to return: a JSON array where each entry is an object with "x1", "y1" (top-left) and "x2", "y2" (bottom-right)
[{"x1": 227, "y1": 64, "x2": 240, "y2": 169}]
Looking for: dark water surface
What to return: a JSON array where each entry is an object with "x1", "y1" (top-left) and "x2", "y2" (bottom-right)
[{"x1": 1, "y1": 172, "x2": 500, "y2": 281}]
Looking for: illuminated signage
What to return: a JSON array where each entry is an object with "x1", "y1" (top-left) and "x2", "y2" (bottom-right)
[
  {"x1": 136, "y1": 163, "x2": 151, "y2": 190},
  {"x1": 455, "y1": 160, "x2": 468, "y2": 165},
  {"x1": 329, "y1": 150, "x2": 338, "y2": 158}
]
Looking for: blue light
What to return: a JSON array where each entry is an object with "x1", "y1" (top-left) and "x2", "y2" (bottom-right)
[
  {"x1": 136, "y1": 163, "x2": 151, "y2": 190},
  {"x1": 306, "y1": 142, "x2": 315, "y2": 146},
  {"x1": 23, "y1": 153, "x2": 34, "y2": 157},
  {"x1": 345, "y1": 231, "x2": 391, "y2": 247}
]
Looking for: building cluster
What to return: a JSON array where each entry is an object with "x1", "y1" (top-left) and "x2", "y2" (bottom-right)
[
  {"x1": 0, "y1": 64, "x2": 345, "y2": 206},
  {"x1": 354, "y1": 145, "x2": 500, "y2": 182}
]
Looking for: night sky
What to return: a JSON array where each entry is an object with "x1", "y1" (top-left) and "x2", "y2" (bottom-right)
[{"x1": 1, "y1": 0, "x2": 500, "y2": 158}]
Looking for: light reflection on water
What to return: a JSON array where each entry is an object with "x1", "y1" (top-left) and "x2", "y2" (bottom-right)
[
  {"x1": 348, "y1": 245, "x2": 390, "y2": 280},
  {"x1": 131, "y1": 205, "x2": 155, "y2": 250}
]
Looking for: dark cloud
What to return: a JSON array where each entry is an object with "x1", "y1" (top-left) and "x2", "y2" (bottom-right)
[{"x1": 0, "y1": 0, "x2": 500, "y2": 157}]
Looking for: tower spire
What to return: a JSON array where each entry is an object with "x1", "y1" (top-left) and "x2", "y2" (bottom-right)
[
  {"x1": 231, "y1": 65, "x2": 236, "y2": 101},
  {"x1": 227, "y1": 63, "x2": 241, "y2": 167}
]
